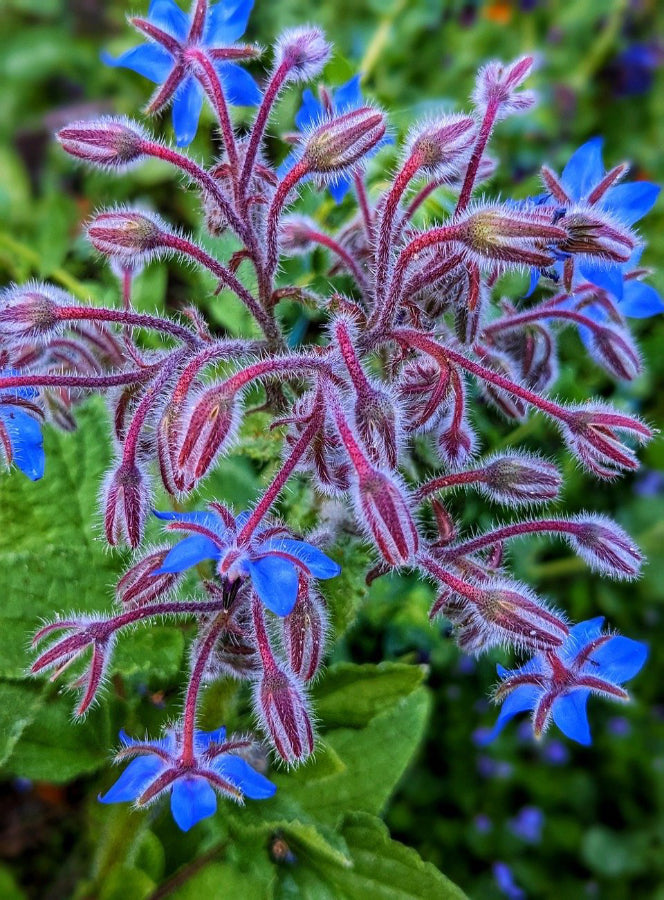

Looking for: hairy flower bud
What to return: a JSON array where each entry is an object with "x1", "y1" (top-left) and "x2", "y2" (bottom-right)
[
  {"x1": 281, "y1": 575, "x2": 329, "y2": 682},
  {"x1": 57, "y1": 117, "x2": 147, "y2": 170},
  {"x1": 103, "y1": 459, "x2": 149, "y2": 548},
  {"x1": 354, "y1": 384, "x2": 400, "y2": 470},
  {"x1": 273, "y1": 26, "x2": 331, "y2": 82},
  {"x1": 302, "y1": 107, "x2": 387, "y2": 177},
  {"x1": 558, "y1": 209, "x2": 635, "y2": 262},
  {"x1": 590, "y1": 324, "x2": 641, "y2": 381},
  {"x1": 0, "y1": 281, "x2": 67, "y2": 344},
  {"x1": 116, "y1": 548, "x2": 180, "y2": 607},
  {"x1": 407, "y1": 114, "x2": 475, "y2": 177},
  {"x1": 279, "y1": 215, "x2": 318, "y2": 255},
  {"x1": 397, "y1": 356, "x2": 451, "y2": 433},
  {"x1": 354, "y1": 469, "x2": 419, "y2": 566},
  {"x1": 256, "y1": 666, "x2": 314, "y2": 764},
  {"x1": 457, "y1": 205, "x2": 567, "y2": 269},
  {"x1": 565, "y1": 514, "x2": 642, "y2": 580},
  {"x1": 562, "y1": 403, "x2": 652, "y2": 479},
  {"x1": 176, "y1": 385, "x2": 240, "y2": 488},
  {"x1": 473, "y1": 55, "x2": 536, "y2": 118},
  {"x1": 481, "y1": 453, "x2": 562, "y2": 506},
  {"x1": 87, "y1": 209, "x2": 167, "y2": 263}
]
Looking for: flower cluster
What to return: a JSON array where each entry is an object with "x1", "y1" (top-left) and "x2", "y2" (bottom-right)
[{"x1": 2, "y1": 0, "x2": 658, "y2": 829}]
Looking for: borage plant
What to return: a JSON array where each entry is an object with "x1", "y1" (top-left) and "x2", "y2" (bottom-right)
[{"x1": 1, "y1": 0, "x2": 660, "y2": 873}]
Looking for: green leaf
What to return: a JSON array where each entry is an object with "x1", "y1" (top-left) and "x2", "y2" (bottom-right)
[
  {"x1": 314, "y1": 662, "x2": 427, "y2": 729},
  {"x1": 320, "y1": 537, "x2": 373, "y2": 637},
  {"x1": 112, "y1": 626, "x2": 185, "y2": 685},
  {"x1": 0, "y1": 680, "x2": 45, "y2": 766},
  {"x1": 0, "y1": 864, "x2": 28, "y2": 900},
  {"x1": 98, "y1": 866, "x2": 156, "y2": 900}
]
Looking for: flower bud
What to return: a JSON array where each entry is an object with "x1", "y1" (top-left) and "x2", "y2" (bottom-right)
[
  {"x1": 397, "y1": 356, "x2": 451, "y2": 433},
  {"x1": 279, "y1": 215, "x2": 318, "y2": 255},
  {"x1": 354, "y1": 469, "x2": 419, "y2": 566},
  {"x1": 436, "y1": 397, "x2": 477, "y2": 468},
  {"x1": 281, "y1": 575, "x2": 329, "y2": 682},
  {"x1": 562, "y1": 403, "x2": 652, "y2": 479},
  {"x1": 255, "y1": 667, "x2": 314, "y2": 764},
  {"x1": 407, "y1": 114, "x2": 475, "y2": 178},
  {"x1": 116, "y1": 548, "x2": 180, "y2": 607},
  {"x1": 0, "y1": 281, "x2": 67, "y2": 344},
  {"x1": 457, "y1": 206, "x2": 567, "y2": 269},
  {"x1": 481, "y1": 453, "x2": 562, "y2": 506},
  {"x1": 565, "y1": 514, "x2": 642, "y2": 580},
  {"x1": 558, "y1": 209, "x2": 635, "y2": 262},
  {"x1": 473, "y1": 55, "x2": 536, "y2": 118},
  {"x1": 176, "y1": 386, "x2": 240, "y2": 488},
  {"x1": 103, "y1": 459, "x2": 149, "y2": 548},
  {"x1": 273, "y1": 26, "x2": 331, "y2": 83},
  {"x1": 354, "y1": 384, "x2": 399, "y2": 470},
  {"x1": 302, "y1": 106, "x2": 387, "y2": 177},
  {"x1": 590, "y1": 324, "x2": 641, "y2": 381},
  {"x1": 57, "y1": 117, "x2": 147, "y2": 170},
  {"x1": 87, "y1": 209, "x2": 167, "y2": 263}
]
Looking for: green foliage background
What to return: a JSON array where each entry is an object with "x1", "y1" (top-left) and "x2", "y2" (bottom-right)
[{"x1": 0, "y1": 0, "x2": 663, "y2": 898}]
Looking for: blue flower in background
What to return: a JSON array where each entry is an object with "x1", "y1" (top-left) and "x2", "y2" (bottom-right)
[
  {"x1": 100, "y1": 726, "x2": 275, "y2": 831},
  {"x1": 153, "y1": 507, "x2": 340, "y2": 616},
  {"x1": 484, "y1": 617, "x2": 647, "y2": 745},
  {"x1": 281, "y1": 75, "x2": 386, "y2": 202},
  {"x1": 0, "y1": 371, "x2": 44, "y2": 481},
  {"x1": 103, "y1": 0, "x2": 261, "y2": 146}
]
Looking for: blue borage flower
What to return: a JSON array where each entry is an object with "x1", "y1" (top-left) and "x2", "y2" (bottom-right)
[
  {"x1": 281, "y1": 74, "x2": 390, "y2": 203},
  {"x1": 103, "y1": 0, "x2": 261, "y2": 146},
  {"x1": 483, "y1": 617, "x2": 647, "y2": 745},
  {"x1": 527, "y1": 138, "x2": 661, "y2": 313},
  {"x1": 0, "y1": 369, "x2": 45, "y2": 481},
  {"x1": 100, "y1": 725, "x2": 275, "y2": 831},
  {"x1": 152, "y1": 506, "x2": 341, "y2": 616}
]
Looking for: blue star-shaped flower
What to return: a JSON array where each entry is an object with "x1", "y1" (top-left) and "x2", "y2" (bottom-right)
[
  {"x1": 483, "y1": 617, "x2": 647, "y2": 745},
  {"x1": 103, "y1": 0, "x2": 261, "y2": 146},
  {"x1": 0, "y1": 370, "x2": 44, "y2": 481},
  {"x1": 100, "y1": 725, "x2": 275, "y2": 831},
  {"x1": 152, "y1": 506, "x2": 340, "y2": 616}
]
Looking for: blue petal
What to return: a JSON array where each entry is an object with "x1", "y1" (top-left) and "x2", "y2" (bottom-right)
[
  {"x1": 99, "y1": 756, "x2": 166, "y2": 804},
  {"x1": 234, "y1": 510, "x2": 251, "y2": 529},
  {"x1": 329, "y1": 175, "x2": 353, "y2": 204},
  {"x1": 246, "y1": 556, "x2": 299, "y2": 616},
  {"x1": 195, "y1": 726, "x2": 227, "y2": 750},
  {"x1": 562, "y1": 617, "x2": 605, "y2": 664},
  {"x1": 295, "y1": 89, "x2": 324, "y2": 131},
  {"x1": 561, "y1": 137, "x2": 604, "y2": 201},
  {"x1": 205, "y1": 0, "x2": 254, "y2": 44},
  {"x1": 333, "y1": 74, "x2": 363, "y2": 112},
  {"x1": 172, "y1": 76, "x2": 204, "y2": 146},
  {"x1": 619, "y1": 281, "x2": 664, "y2": 318},
  {"x1": 577, "y1": 260, "x2": 624, "y2": 300},
  {"x1": 147, "y1": 0, "x2": 189, "y2": 41},
  {"x1": 590, "y1": 636, "x2": 648, "y2": 683},
  {"x1": 212, "y1": 755, "x2": 276, "y2": 799},
  {"x1": 479, "y1": 685, "x2": 540, "y2": 744},
  {"x1": 214, "y1": 62, "x2": 261, "y2": 106},
  {"x1": 170, "y1": 776, "x2": 217, "y2": 831},
  {"x1": 524, "y1": 267, "x2": 541, "y2": 298},
  {"x1": 153, "y1": 534, "x2": 220, "y2": 574},
  {"x1": 153, "y1": 508, "x2": 223, "y2": 532},
  {"x1": 265, "y1": 539, "x2": 341, "y2": 579},
  {"x1": 551, "y1": 689, "x2": 592, "y2": 745},
  {"x1": 102, "y1": 44, "x2": 174, "y2": 83},
  {"x1": 1, "y1": 408, "x2": 44, "y2": 481},
  {"x1": 601, "y1": 182, "x2": 660, "y2": 227}
]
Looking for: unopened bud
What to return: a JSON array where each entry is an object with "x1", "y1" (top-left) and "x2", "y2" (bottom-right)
[
  {"x1": 87, "y1": 209, "x2": 167, "y2": 263},
  {"x1": 355, "y1": 384, "x2": 399, "y2": 470},
  {"x1": 281, "y1": 575, "x2": 329, "y2": 682},
  {"x1": 407, "y1": 114, "x2": 475, "y2": 177},
  {"x1": 436, "y1": 402, "x2": 477, "y2": 468},
  {"x1": 457, "y1": 206, "x2": 567, "y2": 269},
  {"x1": 558, "y1": 209, "x2": 635, "y2": 262},
  {"x1": 566, "y1": 514, "x2": 642, "y2": 580},
  {"x1": 274, "y1": 26, "x2": 331, "y2": 82},
  {"x1": 177, "y1": 386, "x2": 240, "y2": 488},
  {"x1": 482, "y1": 453, "x2": 562, "y2": 505},
  {"x1": 590, "y1": 324, "x2": 641, "y2": 381},
  {"x1": 397, "y1": 356, "x2": 451, "y2": 433},
  {"x1": 0, "y1": 281, "x2": 67, "y2": 344},
  {"x1": 303, "y1": 106, "x2": 386, "y2": 177},
  {"x1": 355, "y1": 469, "x2": 419, "y2": 566},
  {"x1": 57, "y1": 117, "x2": 147, "y2": 170},
  {"x1": 255, "y1": 667, "x2": 314, "y2": 764},
  {"x1": 116, "y1": 548, "x2": 180, "y2": 607},
  {"x1": 279, "y1": 215, "x2": 318, "y2": 255},
  {"x1": 103, "y1": 459, "x2": 149, "y2": 548},
  {"x1": 473, "y1": 55, "x2": 536, "y2": 118},
  {"x1": 562, "y1": 403, "x2": 652, "y2": 479}
]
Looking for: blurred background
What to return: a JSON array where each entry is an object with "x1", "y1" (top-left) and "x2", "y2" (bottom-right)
[{"x1": 1, "y1": 0, "x2": 663, "y2": 897}]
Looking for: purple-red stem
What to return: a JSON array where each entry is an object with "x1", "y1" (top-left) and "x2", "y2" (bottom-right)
[{"x1": 454, "y1": 98, "x2": 499, "y2": 215}]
